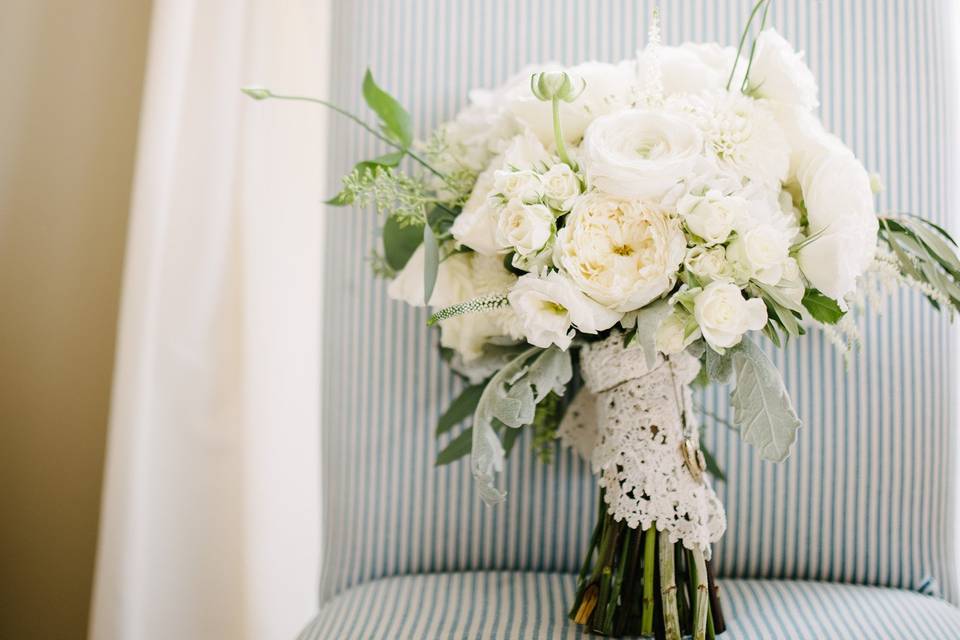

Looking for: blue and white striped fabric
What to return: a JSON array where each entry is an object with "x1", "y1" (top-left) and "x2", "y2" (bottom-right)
[
  {"x1": 316, "y1": 0, "x2": 959, "y2": 633},
  {"x1": 299, "y1": 572, "x2": 960, "y2": 639}
]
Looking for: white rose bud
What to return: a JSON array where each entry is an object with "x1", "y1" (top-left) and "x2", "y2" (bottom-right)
[
  {"x1": 677, "y1": 190, "x2": 746, "y2": 245},
  {"x1": 540, "y1": 163, "x2": 581, "y2": 212},
  {"x1": 496, "y1": 199, "x2": 554, "y2": 256},
  {"x1": 494, "y1": 169, "x2": 543, "y2": 202},
  {"x1": 508, "y1": 270, "x2": 621, "y2": 350},
  {"x1": 694, "y1": 280, "x2": 768, "y2": 350},
  {"x1": 655, "y1": 309, "x2": 701, "y2": 355},
  {"x1": 684, "y1": 245, "x2": 731, "y2": 283},
  {"x1": 726, "y1": 224, "x2": 791, "y2": 286}
]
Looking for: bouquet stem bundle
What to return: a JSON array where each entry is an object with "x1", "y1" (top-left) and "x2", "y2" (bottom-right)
[{"x1": 570, "y1": 491, "x2": 725, "y2": 639}]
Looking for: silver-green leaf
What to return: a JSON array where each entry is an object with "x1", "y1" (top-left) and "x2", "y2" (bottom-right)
[
  {"x1": 729, "y1": 335, "x2": 801, "y2": 462},
  {"x1": 422, "y1": 225, "x2": 439, "y2": 305},
  {"x1": 471, "y1": 347, "x2": 573, "y2": 504}
]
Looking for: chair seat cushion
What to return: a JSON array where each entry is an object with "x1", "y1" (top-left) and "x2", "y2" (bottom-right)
[{"x1": 298, "y1": 572, "x2": 960, "y2": 639}]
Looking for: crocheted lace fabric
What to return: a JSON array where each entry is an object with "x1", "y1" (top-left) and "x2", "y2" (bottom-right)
[{"x1": 559, "y1": 336, "x2": 726, "y2": 551}]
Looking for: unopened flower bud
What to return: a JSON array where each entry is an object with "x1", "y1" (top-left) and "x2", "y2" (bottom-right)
[
  {"x1": 530, "y1": 71, "x2": 586, "y2": 103},
  {"x1": 241, "y1": 86, "x2": 272, "y2": 100}
]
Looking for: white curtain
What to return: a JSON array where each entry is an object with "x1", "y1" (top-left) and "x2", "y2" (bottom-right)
[{"x1": 89, "y1": 1, "x2": 329, "y2": 638}]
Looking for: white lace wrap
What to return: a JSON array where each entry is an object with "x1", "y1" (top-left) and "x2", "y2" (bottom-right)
[{"x1": 559, "y1": 336, "x2": 726, "y2": 551}]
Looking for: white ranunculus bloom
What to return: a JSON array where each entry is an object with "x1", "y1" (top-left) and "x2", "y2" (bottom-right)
[
  {"x1": 749, "y1": 28, "x2": 819, "y2": 110},
  {"x1": 555, "y1": 193, "x2": 686, "y2": 312},
  {"x1": 495, "y1": 199, "x2": 554, "y2": 256},
  {"x1": 581, "y1": 109, "x2": 704, "y2": 201},
  {"x1": 450, "y1": 165, "x2": 501, "y2": 255},
  {"x1": 677, "y1": 190, "x2": 747, "y2": 245},
  {"x1": 493, "y1": 169, "x2": 542, "y2": 203},
  {"x1": 694, "y1": 280, "x2": 768, "y2": 350},
  {"x1": 540, "y1": 163, "x2": 581, "y2": 211},
  {"x1": 504, "y1": 61, "x2": 637, "y2": 146},
  {"x1": 674, "y1": 91, "x2": 789, "y2": 190},
  {"x1": 684, "y1": 245, "x2": 731, "y2": 283},
  {"x1": 797, "y1": 216, "x2": 877, "y2": 301},
  {"x1": 726, "y1": 223, "x2": 792, "y2": 285},
  {"x1": 508, "y1": 270, "x2": 621, "y2": 350},
  {"x1": 655, "y1": 309, "x2": 701, "y2": 355}
]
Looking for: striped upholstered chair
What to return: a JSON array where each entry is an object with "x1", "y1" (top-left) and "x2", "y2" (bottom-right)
[{"x1": 299, "y1": 1, "x2": 960, "y2": 637}]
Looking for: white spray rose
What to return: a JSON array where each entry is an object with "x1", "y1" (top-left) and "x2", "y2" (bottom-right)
[
  {"x1": 450, "y1": 165, "x2": 501, "y2": 255},
  {"x1": 655, "y1": 309, "x2": 701, "y2": 355},
  {"x1": 694, "y1": 280, "x2": 768, "y2": 350},
  {"x1": 495, "y1": 199, "x2": 554, "y2": 256},
  {"x1": 540, "y1": 163, "x2": 581, "y2": 211},
  {"x1": 508, "y1": 270, "x2": 621, "y2": 350},
  {"x1": 677, "y1": 190, "x2": 747, "y2": 245},
  {"x1": 749, "y1": 29, "x2": 819, "y2": 110},
  {"x1": 494, "y1": 169, "x2": 542, "y2": 202},
  {"x1": 581, "y1": 109, "x2": 704, "y2": 201},
  {"x1": 555, "y1": 193, "x2": 686, "y2": 312},
  {"x1": 726, "y1": 223, "x2": 791, "y2": 285},
  {"x1": 684, "y1": 245, "x2": 731, "y2": 283}
]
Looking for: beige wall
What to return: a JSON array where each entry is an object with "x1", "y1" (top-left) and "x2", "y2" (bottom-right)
[{"x1": 0, "y1": 1, "x2": 152, "y2": 638}]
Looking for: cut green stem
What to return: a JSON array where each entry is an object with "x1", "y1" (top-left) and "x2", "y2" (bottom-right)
[
  {"x1": 690, "y1": 548, "x2": 709, "y2": 640},
  {"x1": 641, "y1": 526, "x2": 657, "y2": 635},
  {"x1": 659, "y1": 534, "x2": 681, "y2": 640}
]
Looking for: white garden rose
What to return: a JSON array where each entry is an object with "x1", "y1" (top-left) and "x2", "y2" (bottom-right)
[
  {"x1": 684, "y1": 245, "x2": 731, "y2": 283},
  {"x1": 794, "y1": 140, "x2": 878, "y2": 299},
  {"x1": 501, "y1": 129, "x2": 552, "y2": 169},
  {"x1": 450, "y1": 165, "x2": 501, "y2": 255},
  {"x1": 726, "y1": 223, "x2": 791, "y2": 285},
  {"x1": 581, "y1": 109, "x2": 704, "y2": 201},
  {"x1": 694, "y1": 280, "x2": 768, "y2": 350},
  {"x1": 504, "y1": 62, "x2": 637, "y2": 146},
  {"x1": 493, "y1": 169, "x2": 542, "y2": 202},
  {"x1": 749, "y1": 29, "x2": 819, "y2": 110},
  {"x1": 655, "y1": 309, "x2": 701, "y2": 355},
  {"x1": 495, "y1": 199, "x2": 554, "y2": 256},
  {"x1": 677, "y1": 190, "x2": 747, "y2": 245},
  {"x1": 555, "y1": 193, "x2": 686, "y2": 312},
  {"x1": 508, "y1": 270, "x2": 621, "y2": 350},
  {"x1": 541, "y1": 163, "x2": 581, "y2": 211}
]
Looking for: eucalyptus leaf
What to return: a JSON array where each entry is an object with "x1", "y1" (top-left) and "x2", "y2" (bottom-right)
[
  {"x1": 326, "y1": 154, "x2": 403, "y2": 205},
  {"x1": 383, "y1": 216, "x2": 423, "y2": 272},
  {"x1": 729, "y1": 335, "x2": 801, "y2": 462},
  {"x1": 422, "y1": 225, "x2": 439, "y2": 305},
  {"x1": 436, "y1": 382, "x2": 486, "y2": 436},
  {"x1": 362, "y1": 69, "x2": 413, "y2": 148},
  {"x1": 801, "y1": 289, "x2": 845, "y2": 324},
  {"x1": 898, "y1": 217, "x2": 960, "y2": 275},
  {"x1": 435, "y1": 427, "x2": 473, "y2": 466}
]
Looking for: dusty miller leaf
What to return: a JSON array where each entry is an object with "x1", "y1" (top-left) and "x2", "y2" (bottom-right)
[
  {"x1": 729, "y1": 335, "x2": 801, "y2": 462},
  {"x1": 471, "y1": 347, "x2": 573, "y2": 504},
  {"x1": 623, "y1": 300, "x2": 671, "y2": 369}
]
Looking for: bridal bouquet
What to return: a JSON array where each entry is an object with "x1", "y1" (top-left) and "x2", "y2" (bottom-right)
[{"x1": 247, "y1": 3, "x2": 960, "y2": 638}]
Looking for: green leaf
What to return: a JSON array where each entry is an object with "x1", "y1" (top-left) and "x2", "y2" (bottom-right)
[
  {"x1": 700, "y1": 444, "x2": 726, "y2": 482},
  {"x1": 435, "y1": 427, "x2": 473, "y2": 466},
  {"x1": 383, "y1": 216, "x2": 423, "y2": 272},
  {"x1": 625, "y1": 300, "x2": 672, "y2": 369},
  {"x1": 729, "y1": 336, "x2": 802, "y2": 462},
  {"x1": 898, "y1": 217, "x2": 960, "y2": 277},
  {"x1": 801, "y1": 289, "x2": 845, "y2": 324},
  {"x1": 436, "y1": 382, "x2": 486, "y2": 436},
  {"x1": 422, "y1": 225, "x2": 439, "y2": 305},
  {"x1": 362, "y1": 69, "x2": 413, "y2": 148},
  {"x1": 502, "y1": 424, "x2": 522, "y2": 457},
  {"x1": 325, "y1": 190, "x2": 354, "y2": 206}
]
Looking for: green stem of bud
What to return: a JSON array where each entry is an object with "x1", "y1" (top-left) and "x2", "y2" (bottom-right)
[
  {"x1": 242, "y1": 88, "x2": 453, "y2": 185},
  {"x1": 552, "y1": 97, "x2": 573, "y2": 168}
]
